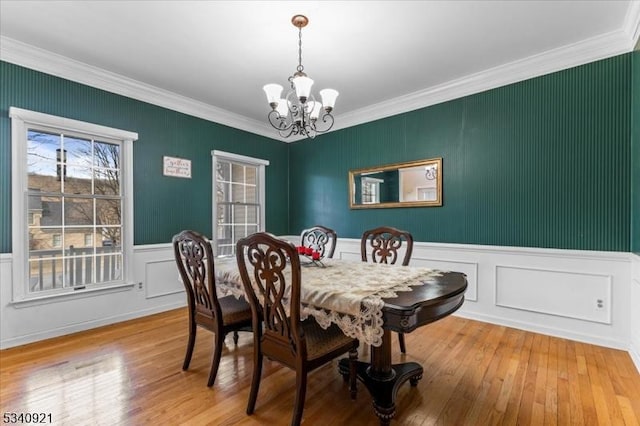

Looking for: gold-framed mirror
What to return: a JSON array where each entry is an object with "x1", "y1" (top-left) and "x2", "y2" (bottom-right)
[{"x1": 349, "y1": 157, "x2": 442, "y2": 209}]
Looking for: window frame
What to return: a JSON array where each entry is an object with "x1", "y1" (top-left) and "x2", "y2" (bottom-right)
[
  {"x1": 211, "y1": 150, "x2": 269, "y2": 257},
  {"x1": 10, "y1": 107, "x2": 138, "y2": 303}
]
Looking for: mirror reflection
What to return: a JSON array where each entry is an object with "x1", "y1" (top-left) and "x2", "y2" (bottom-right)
[{"x1": 349, "y1": 158, "x2": 442, "y2": 208}]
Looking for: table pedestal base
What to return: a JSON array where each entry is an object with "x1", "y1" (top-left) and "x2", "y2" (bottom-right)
[{"x1": 339, "y1": 358, "x2": 423, "y2": 425}]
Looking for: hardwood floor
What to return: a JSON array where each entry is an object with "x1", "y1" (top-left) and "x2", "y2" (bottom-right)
[{"x1": 1, "y1": 309, "x2": 638, "y2": 425}]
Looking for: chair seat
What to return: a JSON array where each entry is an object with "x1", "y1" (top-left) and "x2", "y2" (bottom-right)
[
  {"x1": 301, "y1": 318, "x2": 357, "y2": 361},
  {"x1": 220, "y1": 295, "x2": 253, "y2": 325}
]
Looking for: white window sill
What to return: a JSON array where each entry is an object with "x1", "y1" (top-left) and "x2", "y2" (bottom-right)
[{"x1": 9, "y1": 282, "x2": 136, "y2": 309}]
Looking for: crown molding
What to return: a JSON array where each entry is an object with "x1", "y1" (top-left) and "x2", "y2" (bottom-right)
[
  {"x1": 624, "y1": 0, "x2": 640, "y2": 50},
  {"x1": 333, "y1": 26, "x2": 637, "y2": 132},
  {"x1": 2, "y1": 8, "x2": 639, "y2": 144},
  {"x1": 0, "y1": 36, "x2": 279, "y2": 140}
]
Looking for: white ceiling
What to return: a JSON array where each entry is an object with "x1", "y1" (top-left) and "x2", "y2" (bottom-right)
[{"x1": 1, "y1": 1, "x2": 639, "y2": 141}]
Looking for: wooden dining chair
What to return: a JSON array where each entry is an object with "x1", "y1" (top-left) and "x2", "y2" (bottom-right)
[
  {"x1": 361, "y1": 226, "x2": 414, "y2": 354},
  {"x1": 236, "y1": 232, "x2": 359, "y2": 426},
  {"x1": 173, "y1": 230, "x2": 252, "y2": 387},
  {"x1": 300, "y1": 225, "x2": 337, "y2": 259}
]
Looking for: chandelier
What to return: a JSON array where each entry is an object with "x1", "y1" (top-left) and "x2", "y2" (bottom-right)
[{"x1": 263, "y1": 15, "x2": 338, "y2": 139}]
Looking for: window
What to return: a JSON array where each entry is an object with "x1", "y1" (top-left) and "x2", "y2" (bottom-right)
[
  {"x1": 10, "y1": 107, "x2": 137, "y2": 301},
  {"x1": 211, "y1": 150, "x2": 269, "y2": 257},
  {"x1": 362, "y1": 177, "x2": 383, "y2": 204}
]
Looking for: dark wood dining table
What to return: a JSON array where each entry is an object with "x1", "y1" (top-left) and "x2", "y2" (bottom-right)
[
  {"x1": 215, "y1": 256, "x2": 467, "y2": 425},
  {"x1": 338, "y1": 270, "x2": 467, "y2": 425}
]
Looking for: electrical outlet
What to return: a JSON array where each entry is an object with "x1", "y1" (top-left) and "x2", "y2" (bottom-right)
[
  {"x1": 595, "y1": 298, "x2": 605, "y2": 311},
  {"x1": 138, "y1": 282, "x2": 143, "y2": 290}
]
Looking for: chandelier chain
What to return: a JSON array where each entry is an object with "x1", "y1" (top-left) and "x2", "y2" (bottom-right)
[{"x1": 297, "y1": 26, "x2": 304, "y2": 73}]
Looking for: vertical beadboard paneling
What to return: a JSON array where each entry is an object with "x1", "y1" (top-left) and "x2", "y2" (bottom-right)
[
  {"x1": 290, "y1": 54, "x2": 632, "y2": 251},
  {"x1": 632, "y1": 52, "x2": 640, "y2": 254},
  {"x1": 0, "y1": 61, "x2": 289, "y2": 252}
]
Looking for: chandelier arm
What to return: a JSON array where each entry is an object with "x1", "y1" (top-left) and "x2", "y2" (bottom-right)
[
  {"x1": 279, "y1": 126, "x2": 296, "y2": 138},
  {"x1": 267, "y1": 110, "x2": 294, "y2": 132},
  {"x1": 312, "y1": 112, "x2": 335, "y2": 134}
]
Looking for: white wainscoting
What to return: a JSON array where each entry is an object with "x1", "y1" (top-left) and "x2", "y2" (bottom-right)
[
  {"x1": 2, "y1": 240, "x2": 637, "y2": 375},
  {"x1": 495, "y1": 265, "x2": 612, "y2": 324},
  {"x1": 143, "y1": 258, "x2": 183, "y2": 299},
  {"x1": 282, "y1": 235, "x2": 633, "y2": 357},
  {"x1": 0, "y1": 244, "x2": 184, "y2": 349},
  {"x1": 631, "y1": 254, "x2": 640, "y2": 372}
]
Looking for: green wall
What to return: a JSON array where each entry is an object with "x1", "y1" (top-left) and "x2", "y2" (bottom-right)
[
  {"x1": 1, "y1": 52, "x2": 636, "y2": 254},
  {"x1": 0, "y1": 61, "x2": 289, "y2": 252},
  {"x1": 290, "y1": 54, "x2": 632, "y2": 252},
  {"x1": 633, "y1": 51, "x2": 640, "y2": 254}
]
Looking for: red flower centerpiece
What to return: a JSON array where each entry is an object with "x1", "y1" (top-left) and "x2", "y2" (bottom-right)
[{"x1": 295, "y1": 245, "x2": 325, "y2": 267}]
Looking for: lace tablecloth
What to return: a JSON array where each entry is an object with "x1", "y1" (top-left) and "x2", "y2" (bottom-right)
[{"x1": 215, "y1": 257, "x2": 443, "y2": 347}]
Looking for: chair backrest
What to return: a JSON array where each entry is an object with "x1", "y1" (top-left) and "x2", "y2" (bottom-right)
[
  {"x1": 236, "y1": 232, "x2": 304, "y2": 363},
  {"x1": 173, "y1": 230, "x2": 222, "y2": 321},
  {"x1": 361, "y1": 226, "x2": 414, "y2": 266},
  {"x1": 300, "y1": 225, "x2": 337, "y2": 259}
]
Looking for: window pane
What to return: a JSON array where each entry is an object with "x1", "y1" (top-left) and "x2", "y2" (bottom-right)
[
  {"x1": 96, "y1": 199, "x2": 121, "y2": 226},
  {"x1": 216, "y1": 181, "x2": 230, "y2": 203},
  {"x1": 29, "y1": 196, "x2": 62, "y2": 227},
  {"x1": 245, "y1": 167, "x2": 256, "y2": 185},
  {"x1": 245, "y1": 184, "x2": 257, "y2": 203},
  {"x1": 94, "y1": 141, "x2": 120, "y2": 169},
  {"x1": 230, "y1": 183, "x2": 244, "y2": 202},
  {"x1": 65, "y1": 227, "x2": 95, "y2": 250},
  {"x1": 64, "y1": 255, "x2": 94, "y2": 287},
  {"x1": 27, "y1": 172, "x2": 62, "y2": 193},
  {"x1": 216, "y1": 224, "x2": 232, "y2": 249},
  {"x1": 28, "y1": 257, "x2": 64, "y2": 292},
  {"x1": 29, "y1": 229, "x2": 63, "y2": 254},
  {"x1": 27, "y1": 129, "x2": 61, "y2": 171},
  {"x1": 233, "y1": 225, "x2": 257, "y2": 241},
  {"x1": 217, "y1": 204, "x2": 231, "y2": 225},
  {"x1": 246, "y1": 205, "x2": 258, "y2": 223},
  {"x1": 216, "y1": 245, "x2": 234, "y2": 257},
  {"x1": 64, "y1": 197, "x2": 94, "y2": 226},
  {"x1": 94, "y1": 168, "x2": 120, "y2": 195},
  {"x1": 231, "y1": 164, "x2": 244, "y2": 183},
  {"x1": 65, "y1": 166, "x2": 92, "y2": 195},
  {"x1": 99, "y1": 227, "x2": 121, "y2": 249},
  {"x1": 217, "y1": 161, "x2": 231, "y2": 182},
  {"x1": 64, "y1": 136, "x2": 92, "y2": 167},
  {"x1": 232, "y1": 205, "x2": 258, "y2": 225},
  {"x1": 95, "y1": 253, "x2": 122, "y2": 283}
]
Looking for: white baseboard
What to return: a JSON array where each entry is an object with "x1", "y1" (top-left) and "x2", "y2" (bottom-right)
[
  {"x1": 0, "y1": 301, "x2": 185, "y2": 349},
  {"x1": 454, "y1": 310, "x2": 626, "y2": 350}
]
